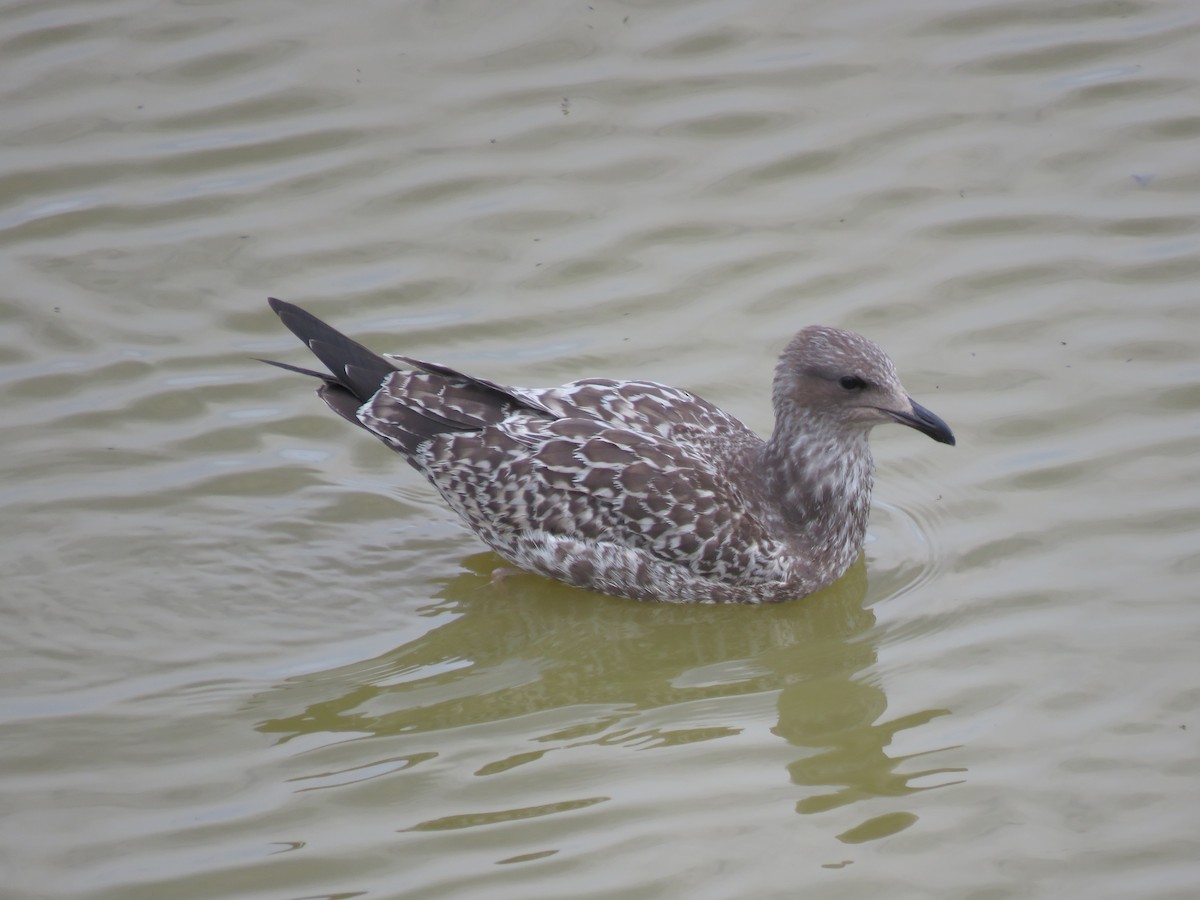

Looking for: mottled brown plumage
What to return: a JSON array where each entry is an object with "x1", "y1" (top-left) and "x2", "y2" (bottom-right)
[{"x1": 263, "y1": 298, "x2": 954, "y2": 604}]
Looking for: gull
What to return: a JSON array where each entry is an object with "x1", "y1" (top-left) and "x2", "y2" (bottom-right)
[{"x1": 263, "y1": 298, "x2": 954, "y2": 604}]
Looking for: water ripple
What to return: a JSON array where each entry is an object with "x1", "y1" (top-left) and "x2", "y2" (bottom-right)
[{"x1": 2, "y1": 0, "x2": 1199, "y2": 897}]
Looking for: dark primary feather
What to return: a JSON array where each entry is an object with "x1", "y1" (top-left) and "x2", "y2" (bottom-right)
[{"x1": 266, "y1": 297, "x2": 394, "y2": 400}]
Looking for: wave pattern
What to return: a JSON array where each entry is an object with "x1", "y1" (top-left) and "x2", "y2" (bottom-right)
[{"x1": 1, "y1": 0, "x2": 1199, "y2": 897}]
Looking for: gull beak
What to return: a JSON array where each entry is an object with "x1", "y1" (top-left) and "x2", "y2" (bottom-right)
[{"x1": 885, "y1": 397, "x2": 956, "y2": 445}]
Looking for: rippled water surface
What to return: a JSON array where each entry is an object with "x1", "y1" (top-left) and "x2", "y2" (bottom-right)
[{"x1": 3, "y1": 0, "x2": 1199, "y2": 897}]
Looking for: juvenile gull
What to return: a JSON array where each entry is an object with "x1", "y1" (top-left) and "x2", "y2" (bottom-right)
[{"x1": 263, "y1": 298, "x2": 954, "y2": 604}]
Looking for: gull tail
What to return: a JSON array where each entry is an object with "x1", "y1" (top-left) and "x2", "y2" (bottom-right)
[
  {"x1": 260, "y1": 297, "x2": 397, "y2": 425},
  {"x1": 262, "y1": 298, "x2": 554, "y2": 450}
]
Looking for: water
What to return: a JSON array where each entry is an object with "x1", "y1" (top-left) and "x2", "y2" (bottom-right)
[{"x1": 2, "y1": 0, "x2": 1199, "y2": 897}]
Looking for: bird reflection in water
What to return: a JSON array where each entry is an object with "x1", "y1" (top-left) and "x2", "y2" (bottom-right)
[{"x1": 256, "y1": 556, "x2": 965, "y2": 839}]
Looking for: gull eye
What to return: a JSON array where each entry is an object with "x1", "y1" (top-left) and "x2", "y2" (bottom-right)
[{"x1": 839, "y1": 375, "x2": 867, "y2": 391}]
